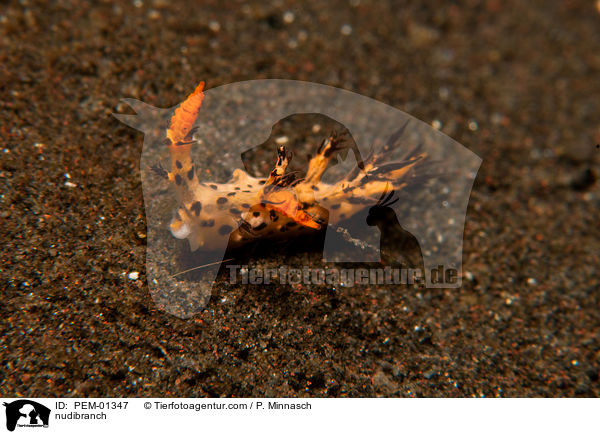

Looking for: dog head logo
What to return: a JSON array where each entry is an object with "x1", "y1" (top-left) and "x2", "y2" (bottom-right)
[
  {"x1": 115, "y1": 80, "x2": 481, "y2": 317},
  {"x1": 3, "y1": 400, "x2": 50, "y2": 431}
]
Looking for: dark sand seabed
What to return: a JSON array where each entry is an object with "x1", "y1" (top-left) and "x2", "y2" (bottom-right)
[{"x1": 1, "y1": 0, "x2": 599, "y2": 397}]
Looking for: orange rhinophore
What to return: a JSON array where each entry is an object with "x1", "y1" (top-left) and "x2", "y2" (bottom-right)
[{"x1": 166, "y1": 81, "x2": 205, "y2": 144}]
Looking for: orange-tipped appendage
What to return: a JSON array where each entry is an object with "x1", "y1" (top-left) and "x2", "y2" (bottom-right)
[
  {"x1": 262, "y1": 189, "x2": 321, "y2": 229},
  {"x1": 166, "y1": 81, "x2": 205, "y2": 144}
]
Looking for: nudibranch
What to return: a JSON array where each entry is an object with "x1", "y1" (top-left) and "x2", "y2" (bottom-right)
[{"x1": 156, "y1": 82, "x2": 426, "y2": 252}]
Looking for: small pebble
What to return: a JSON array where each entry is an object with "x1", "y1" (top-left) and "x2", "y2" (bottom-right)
[
  {"x1": 275, "y1": 136, "x2": 289, "y2": 144},
  {"x1": 527, "y1": 277, "x2": 537, "y2": 285},
  {"x1": 283, "y1": 11, "x2": 295, "y2": 24},
  {"x1": 128, "y1": 271, "x2": 139, "y2": 280},
  {"x1": 340, "y1": 24, "x2": 352, "y2": 35}
]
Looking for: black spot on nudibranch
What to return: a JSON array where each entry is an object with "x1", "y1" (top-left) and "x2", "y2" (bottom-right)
[
  {"x1": 175, "y1": 174, "x2": 183, "y2": 186},
  {"x1": 230, "y1": 207, "x2": 241, "y2": 215},
  {"x1": 254, "y1": 222, "x2": 267, "y2": 231},
  {"x1": 209, "y1": 184, "x2": 218, "y2": 190},
  {"x1": 187, "y1": 167, "x2": 195, "y2": 180},
  {"x1": 175, "y1": 160, "x2": 182, "y2": 169},
  {"x1": 253, "y1": 211, "x2": 261, "y2": 217},
  {"x1": 311, "y1": 185, "x2": 319, "y2": 191},
  {"x1": 201, "y1": 219, "x2": 215, "y2": 227},
  {"x1": 227, "y1": 192, "x2": 236, "y2": 197},
  {"x1": 330, "y1": 203, "x2": 341, "y2": 209},
  {"x1": 217, "y1": 197, "x2": 228, "y2": 205},
  {"x1": 269, "y1": 210, "x2": 279, "y2": 222},
  {"x1": 219, "y1": 225, "x2": 233, "y2": 235},
  {"x1": 190, "y1": 201, "x2": 202, "y2": 216},
  {"x1": 241, "y1": 203, "x2": 250, "y2": 209}
]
